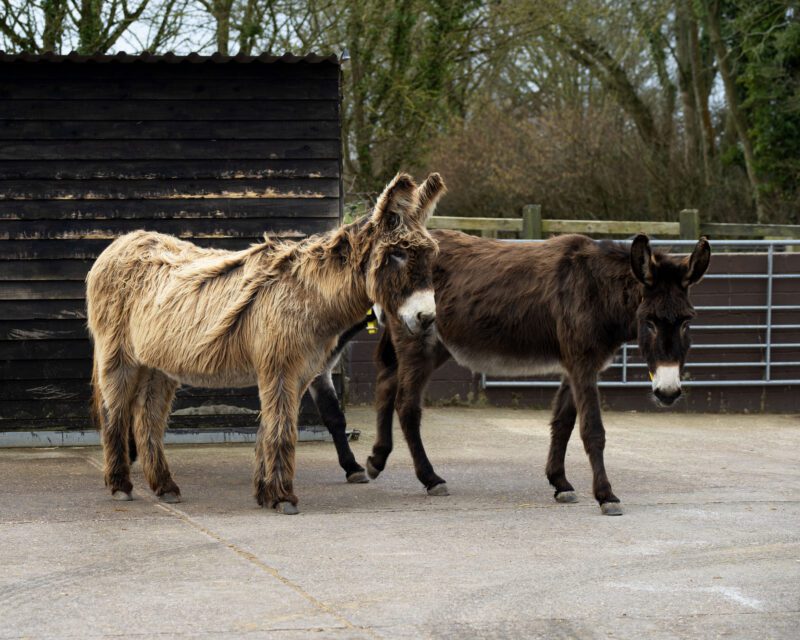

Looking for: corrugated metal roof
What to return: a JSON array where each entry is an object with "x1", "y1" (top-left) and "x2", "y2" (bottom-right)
[{"x1": 0, "y1": 51, "x2": 339, "y2": 65}]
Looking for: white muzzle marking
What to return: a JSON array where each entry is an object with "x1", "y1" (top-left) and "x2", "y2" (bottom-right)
[
  {"x1": 652, "y1": 364, "x2": 681, "y2": 394},
  {"x1": 398, "y1": 289, "x2": 436, "y2": 333}
]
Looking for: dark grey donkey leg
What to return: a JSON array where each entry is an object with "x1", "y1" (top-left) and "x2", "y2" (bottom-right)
[
  {"x1": 309, "y1": 369, "x2": 368, "y2": 484},
  {"x1": 367, "y1": 330, "x2": 399, "y2": 480},
  {"x1": 546, "y1": 378, "x2": 579, "y2": 504},
  {"x1": 391, "y1": 336, "x2": 451, "y2": 495}
]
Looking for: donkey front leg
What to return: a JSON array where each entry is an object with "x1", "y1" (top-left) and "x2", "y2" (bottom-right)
[
  {"x1": 395, "y1": 380, "x2": 447, "y2": 495},
  {"x1": 394, "y1": 348, "x2": 448, "y2": 496},
  {"x1": 569, "y1": 373, "x2": 622, "y2": 515},
  {"x1": 308, "y1": 370, "x2": 368, "y2": 483},
  {"x1": 254, "y1": 372, "x2": 301, "y2": 514},
  {"x1": 545, "y1": 378, "x2": 579, "y2": 504}
]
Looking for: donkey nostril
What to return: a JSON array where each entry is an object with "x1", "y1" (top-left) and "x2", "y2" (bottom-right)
[
  {"x1": 654, "y1": 387, "x2": 681, "y2": 406},
  {"x1": 417, "y1": 312, "x2": 435, "y2": 329}
]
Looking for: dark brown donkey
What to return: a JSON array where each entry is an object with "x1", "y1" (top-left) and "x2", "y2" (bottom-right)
[{"x1": 312, "y1": 229, "x2": 710, "y2": 516}]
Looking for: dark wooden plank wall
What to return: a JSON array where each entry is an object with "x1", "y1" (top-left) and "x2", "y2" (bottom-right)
[
  {"x1": 0, "y1": 58, "x2": 342, "y2": 431},
  {"x1": 347, "y1": 252, "x2": 800, "y2": 412}
]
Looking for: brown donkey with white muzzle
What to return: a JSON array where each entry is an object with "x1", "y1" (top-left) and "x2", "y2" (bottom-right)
[
  {"x1": 312, "y1": 212, "x2": 710, "y2": 515},
  {"x1": 86, "y1": 172, "x2": 443, "y2": 514}
]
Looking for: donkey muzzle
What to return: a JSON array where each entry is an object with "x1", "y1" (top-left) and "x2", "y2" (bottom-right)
[
  {"x1": 398, "y1": 289, "x2": 436, "y2": 334},
  {"x1": 651, "y1": 364, "x2": 682, "y2": 406}
]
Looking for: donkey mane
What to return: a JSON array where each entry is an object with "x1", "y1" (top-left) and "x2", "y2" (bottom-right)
[{"x1": 192, "y1": 221, "x2": 371, "y2": 367}]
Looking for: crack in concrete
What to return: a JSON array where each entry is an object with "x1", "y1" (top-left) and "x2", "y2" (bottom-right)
[{"x1": 78, "y1": 453, "x2": 380, "y2": 640}]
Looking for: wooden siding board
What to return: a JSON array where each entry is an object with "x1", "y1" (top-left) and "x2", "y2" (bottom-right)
[
  {"x1": 0, "y1": 281, "x2": 86, "y2": 300},
  {"x1": 0, "y1": 319, "x2": 87, "y2": 340},
  {"x1": 0, "y1": 197, "x2": 339, "y2": 220},
  {"x1": 0, "y1": 216, "x2": 336, "y2": 241},
  {"x1": 0, "y1": 300, "x2": 86, "y2": 320},
  {"x1": 0, "y1": 178, "x2": 339, "y2": 200},
  {"x1": 0, "y1": 140, "x2": 340, "y2": 160},
  {"x1": 0, "y1": 159, "x2": 341, "y2": 180},
  {"x1": 0, "y1": 99, "x2": 339, "y2": 120},
  {"x1": 1, "y1": 339, "x2": 92, "y2": 359},
  {"x1": 0, "y1": 259, "x2": 93, "y2": 280},
  {"x1": 0, "y1": 380, "x2": 267, "y2": 400},
  {"x1": 0, "y1": 358, "x2": 91, "y2": 380},
  {"x1": 1, "y1": 79, "x2": 340, "y2": 101},
  {"x1": 0, "y1": 62, "x2": 338, "y2": 80},
  {"x1": 0, "y1": 238, "x2": 262, "y2": 260},
  {"x1": 0, "y1": 120, "x2": 340, "y2": 140}
]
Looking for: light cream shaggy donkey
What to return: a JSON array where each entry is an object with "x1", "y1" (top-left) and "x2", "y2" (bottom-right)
[{"x1": 86, "y1": 172, "x2": 445, "y2": 514}]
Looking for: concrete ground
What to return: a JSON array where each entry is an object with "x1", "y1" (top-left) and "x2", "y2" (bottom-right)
[{"x1": 1, "y1": 408, "x2": 799, "y2": 639}]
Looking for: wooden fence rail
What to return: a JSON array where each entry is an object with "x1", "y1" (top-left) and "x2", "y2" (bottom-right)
[{"x1": 427, "y1": 207, "x2": 800, "y2": 240}]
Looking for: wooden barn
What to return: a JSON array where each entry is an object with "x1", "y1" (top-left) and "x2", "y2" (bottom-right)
[{"x1": 0, "y1": 51, "x2": 343, "y2": 439}]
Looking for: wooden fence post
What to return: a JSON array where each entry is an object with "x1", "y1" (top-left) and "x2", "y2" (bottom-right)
[
  {"x1": 522, "y1": 204, "x2": 542, "y2": 239},
  {"x1": 680, "y1": 209, "x2": 700, "y2": 240}
]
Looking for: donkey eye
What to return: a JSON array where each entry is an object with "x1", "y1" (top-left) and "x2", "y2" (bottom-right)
[
  {"x1": 387, "y1": 213, "x2": 400, "y2": 229},
  {"x1": 646, "y1": 320, "x2": 657, "y2": 333},
  {"x1": 388, "y1": 249, "x2": 407, "y2": 266},
  {"x1": 680, "y1": 320, "x2": 691, "y2": 334}
]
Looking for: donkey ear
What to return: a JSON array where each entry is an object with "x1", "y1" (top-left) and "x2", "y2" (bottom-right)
[
  {"x1": 630, "y1": 234, "x2": 654, "y2": 285},
  {"x1": 371, "y1": 172, "x2": 418, "y2": 229},
  {"x1": 412, "y1": 172, "x2": 447, "y2": 225},
  {"x1": 682, "y1": 236, "x2": 711, "y2": 287}
]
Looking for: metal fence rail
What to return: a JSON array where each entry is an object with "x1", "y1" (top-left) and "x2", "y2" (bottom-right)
[{"x1": 481, "y1": 239, "x2": 800, "y2": 389}]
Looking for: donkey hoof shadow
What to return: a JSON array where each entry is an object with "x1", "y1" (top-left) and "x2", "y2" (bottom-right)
[
  {"x1": 427, "y1": 483, "x2": 449, "y2": 497},
  {"x1": 346, "y1": 471, "x2": 369, "y2": 484},
  {"x1": 274, "y1": 501, "x2": 300, "y2": 515},
  {"x1": 555, "y1": 490, "x2": 579, "y2": 504},
  {"x1": 600, "y1": 502, "x2": 624, "y2": 516},
  {"x1": 111, "y1": 490, "x2": 133, "y2": 501}
]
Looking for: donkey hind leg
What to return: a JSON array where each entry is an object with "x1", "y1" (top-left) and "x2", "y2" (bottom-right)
[
  {"x1": 366, "y1": 330, "x2": 399, "y2": 480},
  {"x1": 309, "y1": 370, "x2": 368, "y2": 483},
  {"x1": 254, "y1": 372, "x2": 301, "y2": 514},
  {"x1": 546, "y1": 378, "x2": 579, "y2": 504},
  {"x1": 132, "y1": 369, "x2": 180, "y2": 502},
  {"x1": 570, "y1": 374, "x2": 622, "y2": 515},
  {"x1": 96, "y1": 354, "x2": 139, "y2": 501}
]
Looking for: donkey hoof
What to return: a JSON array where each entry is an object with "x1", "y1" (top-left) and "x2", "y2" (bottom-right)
[
  {"x1": 346, "y1": 471, "x2": 369, "y2": 484},
  {"x1": 112, "y1": 490, "x2": 132, "y2": 501},
  {"x1": 555, "y1": 491, "x2": 578, "y2": 504},
  {"x1": 158, "y1": 492, "x2": 181, "y2": 504},
  {"x1": 274, "y1": 501, "x2": 299, "y2": 515},
  {"x1": 427, "y1": 483, "x2": 449, "y2": 497},
  {"x1": 366, "y1": 460, "x2": 382, "y2": 480},
  {"x1": 600, "y1": 502, "x2": 624, "y2": 516}
]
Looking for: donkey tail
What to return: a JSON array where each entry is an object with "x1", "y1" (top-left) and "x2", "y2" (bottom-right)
[
  {"x1": 91, "y1": 357, "x2": 137, "y2": 462},
  {"x1": 90, "y1": 357, "x2": 104, "y2": 433}
]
